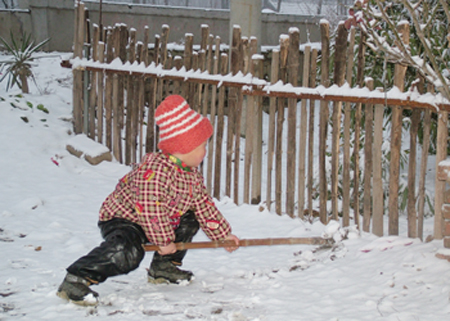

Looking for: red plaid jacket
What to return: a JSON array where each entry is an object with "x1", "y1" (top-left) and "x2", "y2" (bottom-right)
[{"x1": 99, "y1": 152, "x2": 231, "y2": 246}]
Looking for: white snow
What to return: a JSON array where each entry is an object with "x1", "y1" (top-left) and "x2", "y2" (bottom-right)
[{"x1": 1, "y1": 53, "x2": 450, "y2": 320}]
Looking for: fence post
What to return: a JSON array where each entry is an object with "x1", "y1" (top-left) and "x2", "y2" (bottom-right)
[
  {"x1": 227, "y1": 26, "x2": 243, "y2": 199},
  {"x1": 331, "y1": 22, "x2": 348, "y2": 221},
  {"x1": 435, "y1": 110, "x2": 448, "y2": 240},
  {"x1": 213, "y1": 53, "x2": 228, "y2": 200},
  {"x1": 73, "y1": 2, "x2": 85, "y2": 135},
  {"x1": 307, "y1": 48, "x2": 318, "y2": 218},
  {"x1": 275, "y1": 34, "x2": 289, "y2": 215},
  {"x1": 417, "y1": 87, "x2": 432, "y2": 240},
  {"x1": 342, "y1": 27, "x2": 356, "y2": 227},
  {"x1": 206, "y1": 36, "x2": 221, "y2": 195},
  {"x1": 297, "y1": 45, "x2": 310, "y2": 219},
  {"x1": 266, "y1": 49, "x2": 279, "y2": 211},
  {"x1": 363, "y1": 79, "x2": 374, "y2": 232},
  {"x1": 319, "y1": 21, "x2": 330, "y2": 223},
  {"x1": 388, "y1": 21, "x2": 409, "y2": 235},
  {"x1": 233, "y1": 36, "x2": 248, "y2": 205},
  {"x1": 145, "y1": 34, "x2": 160, "y2": 154},
  {"x1": 407, "y1": 106, "x2": 421, "y2": 238},
  {"x1": 89, "y1": 24, "x2": 99, "y2": 140},
  {"x1": 372, "y1": 98, "x2": 384, "y2": 237},
  {"x1": 251, "y1": 54, "x2": 264, "y2": 205},
  {"x1": 97, "y1": 40, "x2": 105, "y2": 144},
  {"x1": 286, "y1": 27, "x2": 299, "y2": 217}
]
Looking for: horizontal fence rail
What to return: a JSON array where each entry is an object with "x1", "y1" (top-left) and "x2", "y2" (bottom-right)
[{"x1": 74, "y1": 59, "x2": 450, "y2": 112}]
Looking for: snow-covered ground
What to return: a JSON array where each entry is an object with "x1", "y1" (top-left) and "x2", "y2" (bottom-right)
[{"x1": 1, "y1": 53, "x2": 450, "y2": 320}]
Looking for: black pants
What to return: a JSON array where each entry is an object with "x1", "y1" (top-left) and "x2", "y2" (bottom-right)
[{"x1": 66, "y1": 211, "x2": 199, "y2": 283}]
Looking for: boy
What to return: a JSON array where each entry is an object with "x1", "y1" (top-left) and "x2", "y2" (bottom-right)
[{"x1": 57, "y1": 95, "x2": 240, "y2": 306}]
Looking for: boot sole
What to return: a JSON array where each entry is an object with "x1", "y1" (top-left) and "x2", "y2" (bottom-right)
[
  {"x1": 147, "y1": 275, "x2": 194, "y2": 285},
  {"x1": 147, "y1": 275, "x2": 171, "y2": 284},
  {"x1": 56, "y1": 290, "x2": 99, "y2": 307}
]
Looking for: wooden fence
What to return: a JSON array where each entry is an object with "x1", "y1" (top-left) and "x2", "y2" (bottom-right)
[{"x1": 71, "y1": 2, "x2": 450, "y2": 247}]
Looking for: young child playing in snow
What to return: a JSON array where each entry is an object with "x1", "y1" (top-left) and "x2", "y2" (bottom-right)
[{"x1": 57, "y1": 95, "x2": 240, "y2": 306}]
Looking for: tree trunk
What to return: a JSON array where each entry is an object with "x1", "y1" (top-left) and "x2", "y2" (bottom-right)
[{"x1": 20, "y1": 72, "x2": 29, "y2": 94}]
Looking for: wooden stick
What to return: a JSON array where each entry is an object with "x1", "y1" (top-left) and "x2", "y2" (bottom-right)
[{"x1": 143, "y1": 236, "x2": 329, "y2": 252}]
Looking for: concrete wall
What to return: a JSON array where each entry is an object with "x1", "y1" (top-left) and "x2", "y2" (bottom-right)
[{"x1": 0, "y1": 0, "x2": 322, "y2": 52}]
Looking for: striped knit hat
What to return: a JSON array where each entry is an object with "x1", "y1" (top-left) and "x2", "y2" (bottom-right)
[{"x1": 155, "y1": 95, "x2": 213, "y2": 154}]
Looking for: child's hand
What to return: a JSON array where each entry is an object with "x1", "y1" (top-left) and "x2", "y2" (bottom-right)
[
  {"x1": 224, "y1": 234, "x2": 240, "y2": 253},
  {"x1": 158, "y1": 242, "x2": 177, "y2": 255}
]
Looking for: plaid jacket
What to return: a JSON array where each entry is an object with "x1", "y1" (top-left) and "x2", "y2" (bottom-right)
[{"x1": 99, "y1": 152, "x2": 231, "y2": 246}]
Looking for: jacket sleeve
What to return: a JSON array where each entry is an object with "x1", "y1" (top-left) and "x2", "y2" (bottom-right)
[
  {"x1": 191, "y1": 174, "x2": 231, "y2": 241},
  {"x1": 134, "y1": 160, "x2": 176, "y2": 246}
]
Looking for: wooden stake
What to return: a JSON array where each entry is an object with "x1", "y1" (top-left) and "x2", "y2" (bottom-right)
[
  {"x1": 319, "y1": 21, "x2": 330, "y2": 223},
  {"x1": 286, "y1": 28, "x2": 299, "y2": 217},
  {"x1": 297, "y1": 45, "x2": 310, "y2": 219},
  {"x1": 342, "y1": 27, "x2": 355, "y2": 227},
  {"x1": 388, "y1": 22, "x2": 409, "y2": 235}
]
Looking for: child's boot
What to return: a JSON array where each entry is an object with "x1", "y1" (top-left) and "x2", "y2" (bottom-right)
[
  {"x1": 56, "y1": 273, "x2": 99, "y2": 306},
  {"x1": 148, "y1": 253, "x2": 194, "y2": 284}
]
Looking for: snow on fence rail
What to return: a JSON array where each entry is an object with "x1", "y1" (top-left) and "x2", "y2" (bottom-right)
[{"x1": 70, "y1": 2, "x2": 450, "y2": 248}]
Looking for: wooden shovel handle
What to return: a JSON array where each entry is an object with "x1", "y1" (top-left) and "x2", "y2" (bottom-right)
[{"x1": 143, "y1": 236, "x2": 328, "y2": 252}]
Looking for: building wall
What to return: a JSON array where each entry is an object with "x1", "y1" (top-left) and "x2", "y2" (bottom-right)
[{"x1": 0, "y1": 0, "x2": 322, "y2": 52}]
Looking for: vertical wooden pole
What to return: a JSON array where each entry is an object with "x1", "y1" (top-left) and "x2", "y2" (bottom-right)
[
  {"x1": 201, "y1": 34, "x2": 213, "y2": 117},
  {"x1": 233, "y1": 36, "x2": 248, "y2": 205},
  {"x1": 330, "y1": 23, "x2": 348, "y2": 221},
  {"x1": 286, "y1": 28, "x2": 299, "y2": 217},
  {"x1": 342, "y1": 27, "x2": 355, "y2": 227},
  {"x1": 297, "y1": 45, "x2": 310, "y2": 219},
  {"x1": 251, "y1": 55, "x2": 263, "y2": 205},
  {"x1": 435, "y1": 110, "x2": 448, "y2": 240},
  {"x1": 233, "y1": 90, "x2": 244, "y2": 205},
  {"x1": 407, "y1": 108, "x2": 420, "y2": 238},
  {"x1": 243, "y1": 39, "x2": 255, "y2": 204},
  {"x1": 266, "y1": 49, "x2": 279, "y2": 211},
  {"x1": 388, "y1": 21, "x2": 409, "y2": 236},
  {"x1": 342, "y1": 27, "x2": 356, "y2": 226},
  {"x1": 213, "y1": 53, "x2": 228, "y2": 199},
  {"x1": 125, "y1": 28, "x2": 136, "y2": 165},
  {"x1": 226, "y1": 27, "x2": 242, "y2": 198},
  {"x1": 146, "y1": 34, "x2": 160, "y2": 153},
  {"x1": 183, "y1": 33, "x2": 193, "y2": 100},
  {"x1": 372, "y1": 100, "x2": 384, "y2": 236},
  {"x1": 88, "y1": 24, "x2": 99, "y2": 140},
  {"x1": 158, "y1": 24, "x2": 170, "y2": 101},
  {"x1": 363, "y1": 79, "x2": 374, "y2": 232},
  {"x1": 319, "y1": 21, "x2": 330, "y2": 223},
  {"x1": 104, "y1": 28, "x2": 113, "y2": 150},
  {"x1": 275, "y1": 35, "x2": 289, "y2": 215},
  {"x1": 207, "y1": 36, "x2": 221, "y2": 195},
  {"x1": 417, "y1": 105, "x2": 432, "y2": 239},
  {"x1": 307, "y1": 48, "x2": 318, "y2": 217},
  {"x1": 112, "y1": 74, "x2": 120, "y2": 162},
  {"x1": 353, "y1": 31, "x2": 366, "y2": 230},
  {"x1": 73, "y1": 2, "x2": 85, "y2": 134},
  {"x1": 96, "y1": 41, "x2": 105, "y2": 144}
]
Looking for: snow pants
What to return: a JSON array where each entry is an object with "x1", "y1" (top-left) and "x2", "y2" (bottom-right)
[{"x1": 66, "y1": 211, "x2": 199, "y2": 284}]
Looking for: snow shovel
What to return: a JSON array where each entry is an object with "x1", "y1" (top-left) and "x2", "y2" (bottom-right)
[{"x1": 143, "y1": 236, "x2": 332, "y2": 252}]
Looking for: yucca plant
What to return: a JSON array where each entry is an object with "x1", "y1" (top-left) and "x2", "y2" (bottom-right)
[{"x1": 0, "y1": 32, "x2": 50, "y2": 93}]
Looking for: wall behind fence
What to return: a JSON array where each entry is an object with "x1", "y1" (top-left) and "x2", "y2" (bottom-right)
[{"x1": 0, "y1": 0, "x2": 322, "y2": 52}]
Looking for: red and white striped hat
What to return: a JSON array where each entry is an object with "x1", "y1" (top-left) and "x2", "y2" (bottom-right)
[{"x1": 155, "y1": 95, "x2": 213, "y2": 154}]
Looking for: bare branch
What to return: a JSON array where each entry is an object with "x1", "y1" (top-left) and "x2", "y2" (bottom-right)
[{"x1": 402, "y1": 0, "x2": 450, "y2": 100}]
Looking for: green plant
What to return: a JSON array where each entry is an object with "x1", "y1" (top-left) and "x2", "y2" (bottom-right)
[{"x1": 0, "y1": 32, "x2": 49, "y2": 93}]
